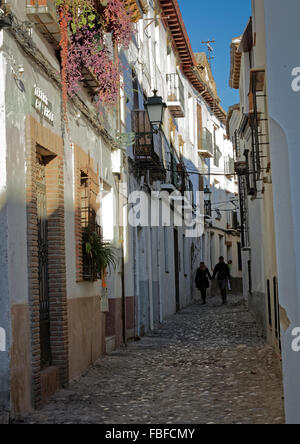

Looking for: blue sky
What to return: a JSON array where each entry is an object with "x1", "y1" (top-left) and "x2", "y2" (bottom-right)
[{"x1": 178, "y1": 0, "x2": 251, "y2": 111}]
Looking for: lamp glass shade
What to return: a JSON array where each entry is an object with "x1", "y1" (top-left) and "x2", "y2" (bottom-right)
[
  {"x1": 147, "y1": 103, "x2": 164, "y2": 126},
  {"x1": 145, "y1": 91, "x2": 166, "y2": 127}
]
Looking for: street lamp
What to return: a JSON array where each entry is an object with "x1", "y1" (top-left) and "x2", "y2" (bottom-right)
[
  {"x1": 144, "y1": 90, "x2": 167, "y2": 133},
  {"x1": 0, "y1": 8, "x2": 12, "y2": 30},
  {"x1": 204, "y1": 185, "x2": 212, "y2": 217}
]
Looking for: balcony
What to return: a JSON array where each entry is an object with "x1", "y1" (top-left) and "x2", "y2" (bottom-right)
[
  {"x1": 198, "y1": 128, "x2": 214, "y2": 158},
  {"x1": 213, "y1": 145, "x2": 222, "y2": 168},
  {"x1": 169, "y1": 154, "x2": 184, "y2": 191},
  {"x1": 166, "y1": 73, "x2": 185, "y2": 118},
  {"x1": 132, "y1": 110, "x2": 165, "y2": 177},
  {"x1": 26, "y1": 0, "x2": 60, "y2": 45},
  {"x1": 224, "y1": 156, "x2": 235, "y2": 177}
]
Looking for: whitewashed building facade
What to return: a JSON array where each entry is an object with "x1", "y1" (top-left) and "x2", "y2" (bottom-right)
[{"x1": 0, "y1": 0, "x2": 238, "y2": 421}]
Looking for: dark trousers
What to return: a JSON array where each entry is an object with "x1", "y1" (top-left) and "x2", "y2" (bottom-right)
[
  {"x1": 200, "y1": 288, "x2": 207, "y2": 303},
  {"x1": 218, "y1": 280, "x2": 227, "y2": 301}
]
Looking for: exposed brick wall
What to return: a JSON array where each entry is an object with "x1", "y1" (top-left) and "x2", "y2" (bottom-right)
[
  {"x1": 25, "y1": 116, "x2": 68, "y2": 407},
  {"x1": 45, "y1": 156, "x2": 68, "y2": 386}
]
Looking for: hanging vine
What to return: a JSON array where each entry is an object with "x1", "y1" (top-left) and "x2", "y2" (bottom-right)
[{"x1": 56, "y1": 0, "x2": 134, "y2": 127}]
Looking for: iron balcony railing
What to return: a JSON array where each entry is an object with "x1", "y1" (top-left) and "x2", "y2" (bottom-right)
[
  {"x1": 26, "y1": 0, "x2": 61, "y2": 44},
  {"x1": 26, "y1": 0, "x2": 56, "y2": 16},
  {"x1": 201, "y1": 128, "x2": 214, "y2": 156},
  {"x1": 131, "y1": 110, "x2": 164, "y2": 170},
  {"x1": 166, "y1": 73, "x2": 185, "y2": 111},
  {"x1": 224, "y1": 156, "x2": 235, "y2": 176}
]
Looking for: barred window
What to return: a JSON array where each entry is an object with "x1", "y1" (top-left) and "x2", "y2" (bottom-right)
[{"x1": 80, "y1": 169, "x2": 101, "y2": 282}]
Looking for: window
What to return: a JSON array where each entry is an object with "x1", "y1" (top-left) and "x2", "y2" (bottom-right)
[
  {"x1": 237, "y1": 242, "x2": 242, "y2": 271},
  {"x1": 213, "y1": 127, "x2": 222, "y2": 167},
  {"x1": 202, "y1": 128, "x2": 213, "y2": 155},
  {"x1": 197, "y1": 104, "x2": 203, "y2": 151},
  {"x1": 219, "y1": 235, "x2": 224, "y2": 258},
  {"x1": 155, "y1": 26, "x2": 161, "y2": 71},
  {"x1": 80, "y1": 169, "x2": 101, "y2": 281},
  {"x1": 248, "y1": 260, "x2": 252, "y2": 293},
  {"x1": 232, "y1": 211, "x2": 238, "y2": 230},
  {"x1": 132, "y1": 69, "x2": 139, "y2": 110},
  {"x1": 188, "y1": 96, "x2": 194, "y2": 144}
]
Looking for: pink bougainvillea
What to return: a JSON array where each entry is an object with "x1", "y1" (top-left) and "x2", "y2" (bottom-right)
[
  {"x1": 67, "y1": 26, "x2": 121, "y2": 105},
  {"x1": 104, "y1": 0, "x2": 133, "y2": 47},
  {"x1": 57, "y1": 0, "x2": 134, "y2": 125}
]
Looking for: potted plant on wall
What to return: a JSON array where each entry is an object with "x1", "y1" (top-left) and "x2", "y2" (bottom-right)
[{"x1": 82, "y1": 226, "x2": 118, "y2": 282}]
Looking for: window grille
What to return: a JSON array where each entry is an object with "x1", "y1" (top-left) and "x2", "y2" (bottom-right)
[{"x1": 80, "y1": 171, "x2": 101, "y2": 281}]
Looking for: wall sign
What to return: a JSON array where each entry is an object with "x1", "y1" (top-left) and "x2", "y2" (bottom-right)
[{"x1": 33, "y1": 84, "x2": 54, "y2": 125}]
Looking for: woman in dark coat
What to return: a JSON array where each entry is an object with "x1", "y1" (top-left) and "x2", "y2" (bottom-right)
[{"x1": 195, "y1": 262, "x2": 212, "y2": 304}]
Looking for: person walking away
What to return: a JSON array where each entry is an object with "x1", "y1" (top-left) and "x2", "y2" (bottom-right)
[
  {"x1": 195, "y1": 262, "x2": 212, "y2": 305},
  {"x1": 212, "y1": 256, "x2": 231, "y2": 304}
]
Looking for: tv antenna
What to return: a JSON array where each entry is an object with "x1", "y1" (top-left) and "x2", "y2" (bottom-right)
[{"x1": 201, "y1": 40, "x2": 216, "y2": 65}]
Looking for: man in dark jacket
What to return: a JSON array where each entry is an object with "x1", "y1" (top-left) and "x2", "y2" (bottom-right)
[{"x1": 212, "y1": 256, "x2": 231, "y2": 304}]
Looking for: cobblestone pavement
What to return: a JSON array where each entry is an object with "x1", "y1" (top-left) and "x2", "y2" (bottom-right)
[{"x1": 18, "y1": 293, "x2": 285, "y2": 424}]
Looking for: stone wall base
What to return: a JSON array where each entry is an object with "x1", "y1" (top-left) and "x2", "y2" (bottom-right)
[
  {"x1": 248, "y1": 291, "x2": 267, "y2": 338},
  {"x1": 40, "y1": 367, "x2": 60, "y2": 406}
]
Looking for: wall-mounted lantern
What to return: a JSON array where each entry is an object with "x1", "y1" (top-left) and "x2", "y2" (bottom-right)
[
  {"x1": 0, "y1": 6, "x2": 13, "y2": 30},
  {"x1": 144, "y1": 90, "x2": 166, "y2": 133},
  {"x1": 204, "y1": 185, "x2": 212, "y2": 218}
]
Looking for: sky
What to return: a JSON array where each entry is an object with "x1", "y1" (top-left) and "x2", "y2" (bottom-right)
[{"x1": 178, "y1": 0, "x2": 252, "y2": 111}]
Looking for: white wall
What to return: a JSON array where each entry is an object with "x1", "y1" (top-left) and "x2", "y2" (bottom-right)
[{"x1": 264, "y1": 0, "x2": 300, "y2": 424}]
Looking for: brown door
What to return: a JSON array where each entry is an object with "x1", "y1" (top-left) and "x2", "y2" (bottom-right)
[{"x1": 36, "y1": 154, "x2": 51, "y2": 369}]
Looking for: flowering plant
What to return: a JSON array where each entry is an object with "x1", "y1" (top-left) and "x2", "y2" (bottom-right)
[{"x1": 56, "y1": 0, "x2": 133, "y2": 125}]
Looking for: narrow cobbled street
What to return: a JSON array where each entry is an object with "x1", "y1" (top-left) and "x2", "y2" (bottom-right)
[{"x1": 19, "y1": 294, "x2": 285, "y2": 425}]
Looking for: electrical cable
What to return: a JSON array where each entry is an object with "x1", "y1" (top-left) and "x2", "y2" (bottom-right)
[{"x1": 136, "y1": 165, "x2": 260, "y2": 178}]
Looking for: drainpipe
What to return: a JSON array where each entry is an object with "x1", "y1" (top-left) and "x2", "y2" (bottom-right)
[
  {"x1": 121, "y1": 237, "x2": 127, "y2": 346},
  {"x1": 147, "y1": 226, "x2": 154, "y2": 331}
]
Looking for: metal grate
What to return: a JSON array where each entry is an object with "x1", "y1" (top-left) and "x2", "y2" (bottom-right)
[
  {"x1": 81, "y1": 172, "x2": 101, "y2": 282},
  {"x1": 132, "y1": 110, "x2": 154, "y2": 158},
  {"x1": 202, "y1": 128, "x2": 213, "y2": 156},
  {"x1": 166, "y1": 73, "x2": 185, "y2": 110},
  {"x1": 224, "y1": 156, "x2": 235, "y2": 176},
  {"x1": 36, "y1": 153, "x2": 52, "y2": 369}
]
